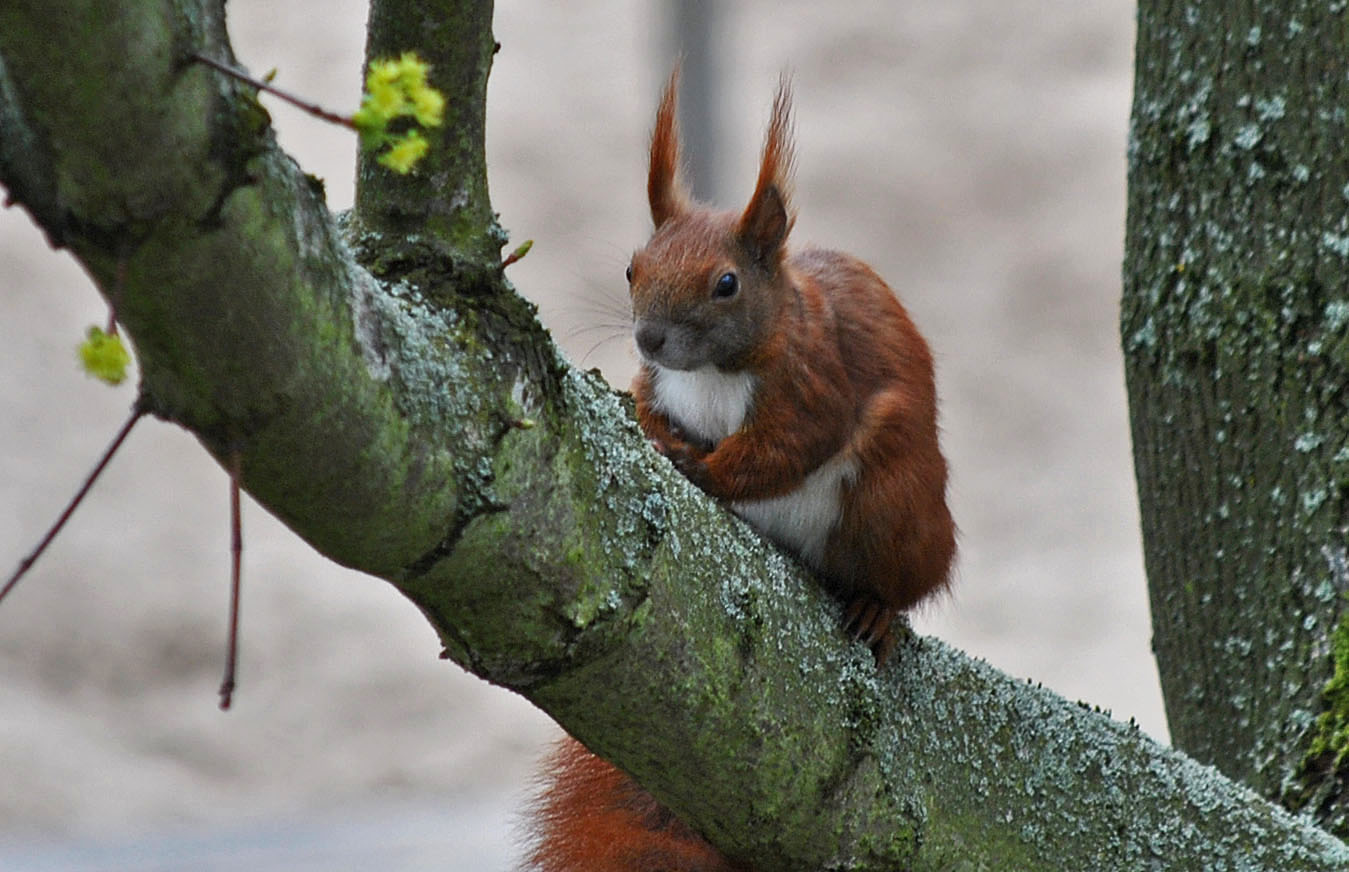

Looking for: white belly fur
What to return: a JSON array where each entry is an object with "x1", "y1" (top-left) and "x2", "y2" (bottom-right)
[
  {"x1": 733, "y1": 452, "x2": 856, "y2": 568},
  {"x1": 649, "y1": 363, "x2": 853, "y2": 566}
]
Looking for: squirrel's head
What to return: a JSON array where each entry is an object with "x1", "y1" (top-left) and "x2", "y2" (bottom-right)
[{"x1": 627, "y1": 70, "x2": 797, "y2": 373}]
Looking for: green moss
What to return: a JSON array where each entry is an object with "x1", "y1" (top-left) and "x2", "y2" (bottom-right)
[{"x1": 1306, "y1": 610, "x2": 1349, "y2": 766}]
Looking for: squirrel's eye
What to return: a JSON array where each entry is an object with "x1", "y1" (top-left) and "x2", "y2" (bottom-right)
[
  {"x1": 625, "y1": 264, "x2": 633, "y2": 283},
  {"x1": 713, "y1": 272, "x2": 738, "y2": 299}
]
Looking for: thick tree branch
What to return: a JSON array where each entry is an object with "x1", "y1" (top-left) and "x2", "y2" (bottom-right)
[
  {"x1": 1125, "y1": 0, "x2": 1349, "y2": 832},
  {"x1": 2, "y1": 0, "x2": 1348, "y2": 869}
]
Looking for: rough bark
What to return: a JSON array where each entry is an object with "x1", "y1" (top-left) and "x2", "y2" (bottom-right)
[
  {"x1": 3, "y1": 0, "x2": 1349, "y2": 868},
  {"x1": 1124, "y1": 0, "x2": 1349, "y2": 835}
]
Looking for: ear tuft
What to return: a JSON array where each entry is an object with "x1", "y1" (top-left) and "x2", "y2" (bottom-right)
[
  {"x1": 738, "y1": 74, "x2": 797, "y2": 263},
  {"x1": 648, "y1": 67, "x2": 692, "y2": 229}
]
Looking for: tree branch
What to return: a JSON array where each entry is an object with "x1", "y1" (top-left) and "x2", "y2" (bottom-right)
[
  {"x1": 355, "y1": 0, "x2": 504, "y2": 272},
  {"x1": 2, "y1": 0, "x2": 1348, "y2": 868},
  {"x1": 1125, "y1": 0, "x2": 1349, "y2": 832}
]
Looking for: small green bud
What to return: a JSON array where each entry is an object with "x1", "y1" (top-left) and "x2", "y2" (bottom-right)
[
  {"x1": 502, "y1": 239, "x2": 534, "y2": 267},
  {"x1": 78, "y1": 326, "x2": 131, "y2": 385}
]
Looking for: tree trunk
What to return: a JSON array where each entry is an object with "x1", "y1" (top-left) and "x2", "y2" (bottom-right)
[
  {"x1": 1124, "y1": 0, "x2": 1349, "y2": 835},
  {"x1": 3, "y1": 0, "x2": 1349, "y2": 868}
]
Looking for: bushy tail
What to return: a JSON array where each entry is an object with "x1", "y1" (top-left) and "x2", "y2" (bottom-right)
[{"x1": 523, "y1": 737, "x2": 744, "y2": 872}]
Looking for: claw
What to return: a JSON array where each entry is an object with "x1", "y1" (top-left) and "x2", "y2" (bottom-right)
[
  {"x1": 650, "y1": 436, "x2": 711, "y2": 491},
  {"x1": 843, "y1": 596, "x2": 897, "y2": 664}
]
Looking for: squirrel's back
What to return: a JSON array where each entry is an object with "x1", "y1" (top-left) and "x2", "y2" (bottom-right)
[{"x1": 791, "y1": 246, "x2": 937, "y2": 407}]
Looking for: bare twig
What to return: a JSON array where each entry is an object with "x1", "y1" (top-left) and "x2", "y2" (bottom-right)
[
  {"x1": 190, "y1": 52, "x2": 357, "y2": 130},
  {"x1": 219, "y1": 449, "x2": 244, "y2": 710},
  {"x1": 2, "y1": 405, "x2": 146, "y2": 604},
  {"x1": 105, "y1": 260, "x2": 126, "y2": 336}
]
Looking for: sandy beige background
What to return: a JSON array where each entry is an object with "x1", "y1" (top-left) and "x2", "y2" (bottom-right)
[{"x1": 0, "y1": 1, "x2": 1153, "y2": 868}]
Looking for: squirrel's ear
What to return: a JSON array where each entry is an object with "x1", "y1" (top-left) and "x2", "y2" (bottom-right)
[
  {"x1": 738, "y1": 75, "x2": 796, "y2": 263},
  {"x1": 649, "y1": 67, "x2": 691, "y2": 229},
  {"x1": 739, "y1": 183, "x2": 791, "y2": 264}
]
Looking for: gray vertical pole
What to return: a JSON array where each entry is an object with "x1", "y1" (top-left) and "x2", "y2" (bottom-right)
[{"x1": 665, "y1": 0, "x2": 721, "y2": 203}]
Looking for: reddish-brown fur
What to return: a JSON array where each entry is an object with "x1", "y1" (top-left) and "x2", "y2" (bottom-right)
[
  {"x1": 526, "y1": 738, "x2": 745, "y2": 872},
  {"x1": 525, "y1": 71, "x2": 955, "y2": 872}
]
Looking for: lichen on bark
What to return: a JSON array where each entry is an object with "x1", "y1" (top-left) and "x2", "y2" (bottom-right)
[{"x1": 1124, "y1": 0, "x2": 1349, "y2": 832}]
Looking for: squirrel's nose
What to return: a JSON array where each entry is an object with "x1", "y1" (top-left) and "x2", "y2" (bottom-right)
[{"x1": 635, "y1": 322, "x2": 667, "y2": 357}]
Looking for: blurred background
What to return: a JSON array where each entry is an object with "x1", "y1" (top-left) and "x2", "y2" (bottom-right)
[{"x1": 0, "y1": 1, "x2": 1148, "y2": 869}]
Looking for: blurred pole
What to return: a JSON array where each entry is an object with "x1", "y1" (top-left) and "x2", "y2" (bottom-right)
[{"x1": 664, "y1": 0, "x2": 722, "y2": 203}]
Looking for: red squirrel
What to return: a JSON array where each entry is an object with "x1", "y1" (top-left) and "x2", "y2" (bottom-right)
[{"x1": 525, "y1": 73, "x2": 955, "y2": 872}]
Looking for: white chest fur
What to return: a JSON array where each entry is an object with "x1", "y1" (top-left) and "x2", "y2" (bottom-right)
[
  {"x1": 647, "y1": 363, "x2": 852, "y2": 569},
  {"x1": 648, "y1": 364, "x2": 756, "y2": 445}
]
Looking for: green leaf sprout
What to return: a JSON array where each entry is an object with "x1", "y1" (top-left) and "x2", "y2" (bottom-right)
[
  {"x1": 78, "y1": 326, "x2": 131, "y2": 385},
  {"x1": 353, "y1": 52, "x2": 445, "y2": 174},
  {"x1": 378, "y1": 130, "x2": 430, "y2": 174}
]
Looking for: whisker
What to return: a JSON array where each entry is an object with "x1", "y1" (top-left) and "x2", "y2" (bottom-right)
[
  {"x1": 571, "y1": 294, "x2": 632, "y2": 321},
  {"x1": 580, "y1": 332, "x2": 633, "y2": 367},
  {"x1": 566, "y1": 321, "x2": 630, "y2": 340}
]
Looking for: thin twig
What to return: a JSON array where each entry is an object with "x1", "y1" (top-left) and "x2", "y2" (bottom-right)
[
  {"x1": 1, "y1": 405, "x2": 146, "y2": 604},
  {"x1": 219, "y1": 449, "x2": 244, "y2": 710},
  {"x1": 190, "y1": 52, "x2": 356, "y2": 130},
  {"x1": 105, "y1": 259, "x2": 127, "y2": 336}
]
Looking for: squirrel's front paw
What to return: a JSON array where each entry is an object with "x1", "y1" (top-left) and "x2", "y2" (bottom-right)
[
  {"x1": 651, "y1": 438, "x2": 711, "y2": 490},
  {"x1": 668, "y1": 446, "x2": 711, "y2": 487}
]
